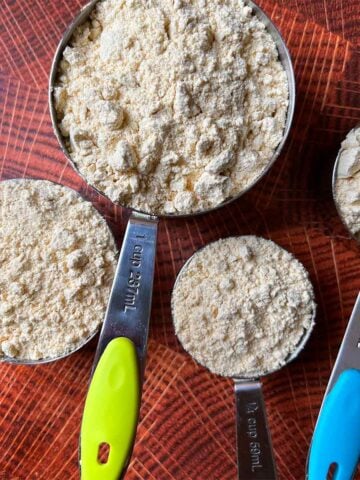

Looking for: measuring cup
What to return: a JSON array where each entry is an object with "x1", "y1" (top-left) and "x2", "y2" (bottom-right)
[
  {"x1": 171, "y1": 242, "x2": 316, "y2": 480},
  {"x1": 332, "y1": 123, "x2": 360, "y2": 242},
  {"x1": 0, "y1": 178, "x2": 116, "y2": 366},
  {"x1": 306, "y1": 125, "x2": 360, "y2": 479},
  {"x1": 49, "y1": 2, "x2": 296, "y2": 478}
]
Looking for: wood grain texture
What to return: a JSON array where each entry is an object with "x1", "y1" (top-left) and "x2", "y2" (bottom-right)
[{"x1": 0, "y1": 0, "x2": 359, "y2": 478}]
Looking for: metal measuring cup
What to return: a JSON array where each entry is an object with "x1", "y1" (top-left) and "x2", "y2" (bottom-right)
[
  {"x1": 171, "y1": 241, "x2": 316, "y2": 480},
  {"x1": 48, "y1": 2, "x2": 296, "y2": 478},
  {"x1": 304, "y1": 126, "x2": 360, "y2": 479},
  {"x1": 0, "y1": 178, "x2": 117, "y2": 366},
  {"x1": 332, "y1": 123, "x2": 360, "y2": 242},
  {"x1": 48, "y1": 0, "x2": 296, "y2": 222}
]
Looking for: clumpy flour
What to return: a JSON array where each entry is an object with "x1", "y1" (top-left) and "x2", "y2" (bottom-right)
[
  {"x1": 0, "y1": 180, "x2": 116, "y2": 360},
  {"x1": 55, "y1": 0, "x2": 289, "y2": 215},
  {"x1": 334, "y1": 126, "x2": 360, "y2": 239},
  {"x1": 172, "y1": 237, "x2": 315, "y2": 377}
]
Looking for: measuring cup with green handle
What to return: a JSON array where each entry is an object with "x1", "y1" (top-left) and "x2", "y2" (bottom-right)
[{"x1": 48, "y1": 1, "x2": 296, "y2": 478}]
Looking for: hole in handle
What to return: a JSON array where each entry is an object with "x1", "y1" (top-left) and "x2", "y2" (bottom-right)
[
  {"x1": 327, "y1": 463, "x2": 338, "y2": 479},
  {"x1": 98, "y1": 442, "x2": 110, "y2": 464}
]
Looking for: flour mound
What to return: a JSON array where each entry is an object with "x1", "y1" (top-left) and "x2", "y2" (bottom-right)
[
  {"x1": 0, "y1": 179, "x2": 116, "y2": 361},
  {"x1": 334, "y1": 126, "x2": 360, "y2": 239},
  {"x1": 55, "y1": 0, "x2": 288, "y2": 215},
  {"x1": 172, "y1": 236, "x2": 315, "y2": 377}
]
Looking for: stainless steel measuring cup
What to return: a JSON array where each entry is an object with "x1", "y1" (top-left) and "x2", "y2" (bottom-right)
[
  {"x1": 0, "y1": 178, "x2": 116, "y2": 366},
  {"x1": 305, "y1": 125, "x2": 360, "y2": 480},
  {"x1": 332, "y1": 123, "x2": 360, "y2": 242},
  {"x1": 171, "y1": 242, "x2": 316, "y2": 480},
  {"x1": 48, "y1": 2, "x2": 296, "y2": 478}
]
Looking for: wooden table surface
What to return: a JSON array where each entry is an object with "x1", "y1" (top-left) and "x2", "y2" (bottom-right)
[{"x1": 0, "y1": 0, "x2": 359, "y2": 478}]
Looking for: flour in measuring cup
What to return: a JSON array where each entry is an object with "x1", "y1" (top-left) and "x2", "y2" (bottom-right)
[
  {"x1": 172, "y1": 236, "x2": 315, "y2": 377},
  {"x1": 334, "y1": 126, "x2": 360, "y2": 239},
  {"x1": 0, "y1": 180, "x2": 116, "y2": 360},
  {"x1": 54, "y1": 0, "x2": 288, "y2": 215}
]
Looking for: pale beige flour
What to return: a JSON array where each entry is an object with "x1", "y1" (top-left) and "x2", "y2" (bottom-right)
[
  {"x1": 334, "y1": 126, "x2": 360, "y2": 239},
  {"x1": 172, "y1": 236, "x2": 315, "y2": 377},
  {"x1": 54, "y1": 0, "x2": 288, "y2": 215},
  {"x1": 0, "y1": 179, "x2": 117, "y2": 360}
]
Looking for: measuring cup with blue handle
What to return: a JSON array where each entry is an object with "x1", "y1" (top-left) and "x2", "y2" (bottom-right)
[
  {"x1": 307, "y1": 130, "x2": 360, "y2": 480},
  {"x1": 307, "y1": 293, "x2": 360, "y2": 480}
]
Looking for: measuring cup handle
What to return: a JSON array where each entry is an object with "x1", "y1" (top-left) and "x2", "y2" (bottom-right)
[
  {"x1": 80, "y1": 212, "x2": 158, "y2": 480},
  {"x1": 307, "y1": 369, "x2": 360, "y2": 480},
  {"x1": 234, "y1": 380, "x2": 277, "y2": 480}
]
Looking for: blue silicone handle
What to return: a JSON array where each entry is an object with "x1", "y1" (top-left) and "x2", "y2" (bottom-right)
[{"x1": 308, "y1": 369, "x2": 360, "y2": 480}]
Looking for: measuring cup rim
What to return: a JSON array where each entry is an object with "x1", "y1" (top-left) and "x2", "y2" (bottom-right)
[
  {"x1": 48, "y1": 0, "x2": 296, "y2": 220},
  {"x1": 0, "y1": 177, "x2": 118, "y2": 365},
  {"x1": 171, "y1": 235, "x2": 317, "y2": 380}
]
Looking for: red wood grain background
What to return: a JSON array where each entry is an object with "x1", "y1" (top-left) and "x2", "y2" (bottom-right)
[{"x1": 0, "y1": 0, "x2": 359, "y2": 478}]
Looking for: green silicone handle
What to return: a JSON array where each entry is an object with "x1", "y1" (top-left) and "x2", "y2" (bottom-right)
[{"x1": 80, "y1": 337, "x2": 139, "y2": 480}]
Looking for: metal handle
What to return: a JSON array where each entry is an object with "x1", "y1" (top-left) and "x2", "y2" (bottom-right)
[
  {"x1": 91, "y1": 212, "x2": 158, "y2": 381},
  {"x1": 234, "y1": 380, "x2": 277, "y2": 480}
]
